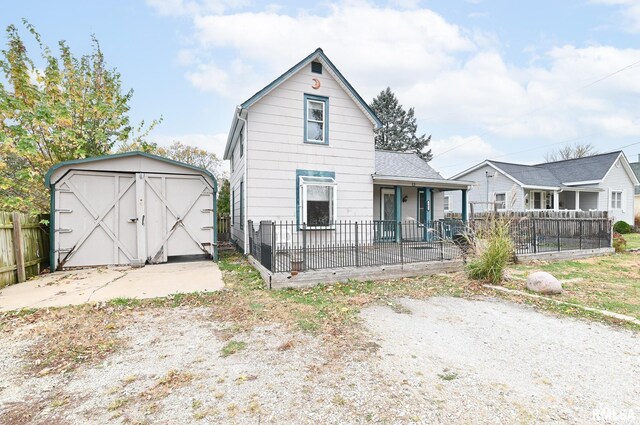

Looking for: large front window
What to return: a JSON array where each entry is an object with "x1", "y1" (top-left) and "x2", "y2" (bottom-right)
[
  {"x1": 304, "y1": 95, "x2": 328, "y2": 143},
  {"x1": 300, "y1": 176, "x2": 337, "y2": 227}
]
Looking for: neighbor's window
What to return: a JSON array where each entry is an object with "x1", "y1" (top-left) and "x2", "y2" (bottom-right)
[
  {"x1": 305, "y1": 96, "x2": 327, "y2": 143},
  {"x1": 443, "y1": 195, "x2": 451, "y2": 211},
  {"x1": 495, "y1": 193, "x2": 506, "y2": 209},
  {"x1": 239, "y1": 129, "x2": 244, "y2": 158},
  {"x1": 299, "y1": 176, "x2": 337, "y2": 227},
  {"x1": 611, "y1": 191, "x2": 622, "y2": 209}
]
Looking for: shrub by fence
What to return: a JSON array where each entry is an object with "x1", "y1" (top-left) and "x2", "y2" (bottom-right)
[{"x1": 0, "y1": 211, "x2": 50, "y2": 287}]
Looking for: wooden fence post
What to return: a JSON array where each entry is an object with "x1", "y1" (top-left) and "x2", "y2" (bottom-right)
[{"x1": 12, "y1": 212, "x2": 26, "y2": 283}]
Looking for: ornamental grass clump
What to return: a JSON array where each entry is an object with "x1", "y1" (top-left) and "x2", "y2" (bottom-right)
[{"x1": 466, "y1": 216, "x2": 515, "y2": 284}]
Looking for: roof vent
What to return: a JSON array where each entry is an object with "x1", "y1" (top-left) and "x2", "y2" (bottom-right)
[{"x1": 311, "y1": 61, "x2": 322, "y2": 74}]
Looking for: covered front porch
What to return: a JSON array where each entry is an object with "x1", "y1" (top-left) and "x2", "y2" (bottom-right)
[
  {"x1": 524, "y1": 187, "x2": 601, "y2": 212},
  {"x1": 372, "y1": 177, "x2": 470, "y2": 242}
]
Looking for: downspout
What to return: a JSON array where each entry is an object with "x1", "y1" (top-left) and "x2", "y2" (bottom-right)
[
  {"x1": 49, "y1": 183, "x2": 56, "y2": 271},
  {"x1": 236, "y1": 108, "x2": 249, "y2": 254}
]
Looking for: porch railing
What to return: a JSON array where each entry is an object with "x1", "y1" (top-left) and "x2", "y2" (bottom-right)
[
  {"x1": 248, "y1": 217, "x2": 613, "y2": 273},
  {"x1": 248, "y1": 220, "x2": 466, "y2": 273}
]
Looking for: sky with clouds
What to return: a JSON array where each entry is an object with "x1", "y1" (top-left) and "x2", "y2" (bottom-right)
[{"x1": 3, "y1": 0, "x2": 640, "y2": 176}]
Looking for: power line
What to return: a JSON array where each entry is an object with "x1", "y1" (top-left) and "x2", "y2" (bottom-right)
[
  {"x1": 429, "y1": 56, "x2": 640, "y2": 160},
  {"x1": 436, "y1": 133, "x2": 599, "y2": 171}
]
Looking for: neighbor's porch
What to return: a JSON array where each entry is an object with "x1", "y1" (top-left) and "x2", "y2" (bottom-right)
[{"x1": 524, "y1": 188, "x2": 601, "y2": 212}]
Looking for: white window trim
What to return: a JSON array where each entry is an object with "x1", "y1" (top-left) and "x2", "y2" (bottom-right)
[
  {"x1": 299, "y1": 176, "x2": 337, "y2": 229},
  {"x1": 443, "y1": 195, "x2": 451, "y2": 212},
  {"x1": 494, "y1": 192, "x2": 506, "y2": 210},
  {"x1": 611, "y1": 190, "x2": 622, "y2": 209},
  {"x1": 306, "y1": 99, "x2": 326, "y2": 143}
]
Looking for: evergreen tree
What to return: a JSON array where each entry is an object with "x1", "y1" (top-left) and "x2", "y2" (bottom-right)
[
  {"x1": 217, "y1": 179, "x2": 230, "y2": 216},
  {"x1": 370, "y1": 87, "x2": 432, "y2": 161}
]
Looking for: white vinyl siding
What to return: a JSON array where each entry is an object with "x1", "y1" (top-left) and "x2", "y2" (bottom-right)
[
  {"x1": 597, "y1": 157, "x2": 636, "y2": 225},
  {"x1": 229, "y1": 129, "x2": 246, "y2": 249},
  {"x1": 245, "y1": 62, "x2": 375, "y2": 224},
  {"x1": 450, "y1": 165, "x2": 524, "y2": 213}
]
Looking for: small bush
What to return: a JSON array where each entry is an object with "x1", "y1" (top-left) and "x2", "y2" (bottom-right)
[
  {"x1": 613, "y1": 220, "x2": 632, "y2": 234},
  {"x1": 613, "y1": 232, "x2": 627, "y2": 253},
  {"x1": 466, "y1": 217, "x2": 514, "y2": 284}
]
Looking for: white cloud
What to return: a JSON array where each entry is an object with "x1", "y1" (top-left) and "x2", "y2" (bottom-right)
[
  {"x1": 149, "y1": 0, "x2": 640, "y2": 168},
  {"x1": 429, "y1": 135, "x2": 501, "y2": 176},
  {"x1": 592, "y1": 0, "x2": 640, "y2": 33}
]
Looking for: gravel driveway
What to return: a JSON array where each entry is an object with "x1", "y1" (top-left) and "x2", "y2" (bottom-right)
[{"x1": 1, "y1": 297, "x2": 638, "y2": 424}]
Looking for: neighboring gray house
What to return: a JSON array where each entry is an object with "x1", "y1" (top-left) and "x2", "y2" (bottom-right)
[
  {"x1": 223, "y1": 48, "x2": 470, "y2": 253},
  {"x1": 630, "y1": 156, "x2": 640, "y2": 218},
  {"x1": 450, "y1": 151, "x2": 639, "y2": 225}
]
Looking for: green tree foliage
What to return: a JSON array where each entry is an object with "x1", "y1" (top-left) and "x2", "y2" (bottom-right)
[
  {"x1": 217, "y1": 179, "x2": 230, "y2": 216},
  {"x1": 117, "y1": 140, "x2": 223, "y2": 180},
  {"x1": 0, "y1": 21, "x2": 158, "y2": 213},
  {"x1": 369, "y1": 87, "x2": 432, "y2": 161}
]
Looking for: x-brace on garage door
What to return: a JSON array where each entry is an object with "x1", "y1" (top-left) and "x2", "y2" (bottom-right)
[{"x1": 54, "y1": 170, "x2": 215, "y2": 269}]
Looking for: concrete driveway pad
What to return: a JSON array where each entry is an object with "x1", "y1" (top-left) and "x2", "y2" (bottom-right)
[{"x1": 0, "y1": 261, "x2": 223, "y2": 311}]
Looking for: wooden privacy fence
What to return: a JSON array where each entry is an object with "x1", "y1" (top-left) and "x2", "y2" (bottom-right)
[
  {"x1": 218, "y1": 214, "x2": 230, "y2": 242},
  {"x1": 0, "y1": 211, "x2": 50, "y2": 287}
]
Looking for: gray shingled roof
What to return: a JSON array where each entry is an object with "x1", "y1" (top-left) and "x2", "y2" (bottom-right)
[
  {"x1": 630, "y1": 161, "x2": 640, "y2": 195},
  {"x1": 375, "y1": 150, "x2": 445, "y2": 180},
  {"x1": 488, "y1": 151, "x2": 622, "y2": 187}
]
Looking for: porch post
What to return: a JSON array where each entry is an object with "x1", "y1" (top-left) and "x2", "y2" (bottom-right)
[
  {"x1": 553, "y1": 190, "x2": 559, "y2": 211},
  {"x1": 575, "y1": 191, "x2": 580, "y2": 211},
  {"x1": 462, "y1": 189, "x2": 468, "y2": 222},
  {"x1": 395, "y1": 185, "x2": 402, "y2": 243}
]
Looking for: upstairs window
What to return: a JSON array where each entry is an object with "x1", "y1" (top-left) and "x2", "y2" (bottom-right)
[
  {"x1": 239, "y1": 129, "x2": 244, "y2": 158},
  {"x1": 311, "y1": 61, "x2": 322, "y2": 74},
  {"x1": 304, "y1": 94, "x2": 328, "y2": 144},
  {"x1": 299, "y1": 176, "x2": 337, "y2": 228},
  {"x1": 611, "y1": 191, "x2": 622, "y2": 209}
]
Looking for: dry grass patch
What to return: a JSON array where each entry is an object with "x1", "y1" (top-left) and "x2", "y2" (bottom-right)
[
  {"x1": 139, "y1": 369, "x2": 194, "y2": 401},
  {"x1": 1, "y1": 304, "x2": 128, "y2": 376},
  {"x1": 508, "y1": 253, "x2": 640, "y2": 321}
]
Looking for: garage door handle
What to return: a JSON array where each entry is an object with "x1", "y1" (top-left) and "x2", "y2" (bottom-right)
[
  {"x1": 142, "y1": 215, "x2": 145, "y2": 226},
  {"x1": 129, "y1": 218, "x2": 138, "y2": 223}
]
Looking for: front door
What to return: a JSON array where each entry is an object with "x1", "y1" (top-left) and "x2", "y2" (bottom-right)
[{"x1": 379, "y1": 188, "x2": 396, "y2": 240}]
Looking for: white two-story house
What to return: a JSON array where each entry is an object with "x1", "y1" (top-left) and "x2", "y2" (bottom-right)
[{"x1": 223, "y1": 48, "x2": 470, "y2": 253}]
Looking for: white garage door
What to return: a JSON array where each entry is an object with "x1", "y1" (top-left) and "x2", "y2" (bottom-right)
[{"x1": 54, "y1": 170, "x2": 215, "y2": 269}]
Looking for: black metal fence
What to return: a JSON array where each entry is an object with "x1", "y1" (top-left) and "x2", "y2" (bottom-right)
[
  {"x1": 248, "y1": 217, "x2": 613, "y2": 273},
  {"x1": 501, "y1": 218, "x2": 612, "y2": 255},
  {"x1": 248, "y1": 220, "x2": 466, "y2": 273}
]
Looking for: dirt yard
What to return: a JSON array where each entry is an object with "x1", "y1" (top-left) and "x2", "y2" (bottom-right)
[{"x1": 1, "y1": 295, "x2": 638, "y2": 424}]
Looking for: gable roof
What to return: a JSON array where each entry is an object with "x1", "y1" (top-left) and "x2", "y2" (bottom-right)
[
  {"x1": 452, "y1": 151, "x2": 635, "y2": 189},
  {"x1": 630, "y1": 161, "x2": 640, "y2": 195},
  {"x1": 374, "y1": 150, "x2": 445, "y2": 180},
  {"x1": 45, "y1": 151, "x2": 217, "y2": 191},
  {"x1": 224, "y1": 48, "x2": 382, "y2": 159}
]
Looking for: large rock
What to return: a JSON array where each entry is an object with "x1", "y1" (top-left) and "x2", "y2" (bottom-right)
[{"x1": 526, "y1": 271, "x2": 562, "y2": 294}]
